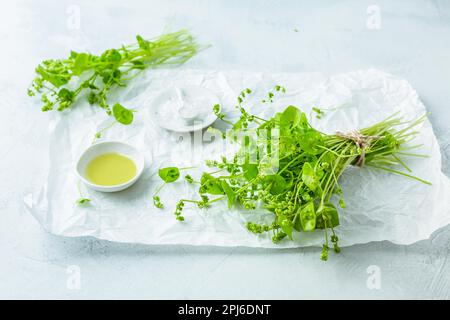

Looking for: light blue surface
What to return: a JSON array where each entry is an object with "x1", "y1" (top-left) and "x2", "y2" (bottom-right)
[{"x1": 1, "y1": 0, "x2": 450, "y2": 299}]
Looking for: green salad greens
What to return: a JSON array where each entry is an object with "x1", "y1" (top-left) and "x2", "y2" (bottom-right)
[
  {"x1": 28, "y1": 30, "x2": 204, "y2": 124},
  {"x1": 27, "y1": 29, "x2": 430, "y2": 258},
  {"x1": 157, "y1": 86, "x2": 430, "y2": 260}
]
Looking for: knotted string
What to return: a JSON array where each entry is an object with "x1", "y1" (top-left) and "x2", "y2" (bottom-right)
[{"x1": 335, "y1": 130, "x2": 382, "y2": 167}]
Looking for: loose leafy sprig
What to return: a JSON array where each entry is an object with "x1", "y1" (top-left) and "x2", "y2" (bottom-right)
[
  {"x1": 159, "y1": 86, "x2": 430, "y2": 260},
  {"x1": 75, "y1": 180, "x2": 91, "y2": 206},
  {"x1": 28, "y1": 30, "x2": 204, "y2": 123},
  {"x1": 91, "y1": 103, "x2": 135, "y2": 141},
  {"x1": 75, "y1": 198, "x2": 91, "y2": 205},
  {"x1": 152, "y1": 166, "x2": 195, "y2": 215}
]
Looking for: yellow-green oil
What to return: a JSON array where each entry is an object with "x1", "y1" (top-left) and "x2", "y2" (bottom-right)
[{"x1": 86, "y1": 153, "x2": 137, "y2": 186}]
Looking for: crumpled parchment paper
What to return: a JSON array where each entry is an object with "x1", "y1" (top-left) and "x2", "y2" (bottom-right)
[{"x1": 25, "y1": 69, "x2": 450, "y2": 248}]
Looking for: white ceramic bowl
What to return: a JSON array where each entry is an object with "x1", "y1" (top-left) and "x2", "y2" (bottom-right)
[
  {"x1": 76, "y1": 141, "x2": 145, "y2": 192},
  {"x1": 151, "y1": 85, "x2": 220, "y2": 132}
]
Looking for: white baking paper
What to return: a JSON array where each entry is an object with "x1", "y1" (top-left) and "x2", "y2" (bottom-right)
[{"x1": 25, "y1": 69, "x2": 450, "y2": 248}]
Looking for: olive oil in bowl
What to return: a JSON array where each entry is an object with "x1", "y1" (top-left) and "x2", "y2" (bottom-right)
[
  {"x1": 86, "y1": 153, "x2": 137, "y2": 186},
  {"x1": 76, "y1": 141, "x2": 144, "y2": 192}
]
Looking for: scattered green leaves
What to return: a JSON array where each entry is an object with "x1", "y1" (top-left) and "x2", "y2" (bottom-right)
[
  {"x1": 28, "y1": 30, "x2": 205, "y2": 122},
  {"x1": 155, "y1": 85, "x2": 429, "y2": 260}
]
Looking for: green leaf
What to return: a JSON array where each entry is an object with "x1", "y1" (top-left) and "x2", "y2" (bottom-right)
[
  {"x1": 300, "y1": 201, "x2": 316, "y2": 231},
  {"x1": 263, "y1": 174, "x2": 287, "y2": 195},
  {"x1": 100, "y1": 69, "x2": 114, "y2": 84},
  {"x1": 299, "y1": 129, "x2": 323, "y2": 154},
  {"x1": 73, "y1": 53, "x2": 89, "y2": 75},
  {"x1": 58, "y1": 88, "x2": 74, "y2": 102},
  {"x1": 76, "y1": 198, "x2": 91, "y2": 205},
  {"x1": 242, "y1": 163, "x2": 258, "y2": 180},
  {"x1": 232, "y1": 118, "x2": 244, "y2": 131},
  {"x1": 272, "y1": 231, "x2": 287, "y2": 243},
  {"x1": 112, "y1": 103, "x2": 134, "y2": 125},
  {"x1": 302, "y1": 162, "x2": 319, "y2": 191},
  {"x1": 221, "y1": 180, "x2": 236, "y2": 208},
  {"x1": 112, "y1": 69, "x2": 122, "y2": 81},
  {"x1": 293, "y1": 214, "x2": 302, "y2": 231},
  {"x1": 109, "y1": 49, "x2": 121, "y2": 62},
  {"x1": 184, "y1": 174, "x2": 194, "y2": 184},
  {"x1": 321, "y1": 152, "x2": 335, "y2": 168},
  {"x1": 37, "y1": 65, "x2": 69, "y2": 87},
  {"x1": 102, "y1": 49, "x2": 122, "y2": 63},
  {"x1": 200, "y1": 173, "x2": 224, "y2": 195},
  {"x1": 88, "y1": 92, "x2": 98, "y2": 105},
  {"x1": 317, "y1": 203, "x2": 340, "y2": 228},
  {"x1": 131, "y1": 60, "x2": 145, "y2": 70},
  {"x1": 158, "y1": 167, "x2": 180, "y2": 183},
  {"x1": 30, "y1": 30, "x2": 203, "y2": 115},
  {"x1": 283, "y1": 170, "x2": 295, "y2": 189},
  {"x1": 278, "y1": 215, "x2": 294, "y2": 240},
  {"x1": 280, "y1": 105, "x2": 301, "y2": 128},
  {"x1": 136, "y1": 35, "x2": 150, "y2": 51}
]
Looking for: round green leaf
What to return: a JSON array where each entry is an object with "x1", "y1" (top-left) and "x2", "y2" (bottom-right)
[
  {"x1": 300, "y1": 201, "x2": 316, "y2": 231},
  {"x1": 280, "y1": 105, "x2": 301, "y2": 128},
  {"x1": 317, "y1": 203, "x2": 340, "y2": 228},
  {"x1": 112, "y1": 103, "x2": 134, "y2": 125},
  {"x1": 263, "y1": 174, "x2": 287, "y2": 195},
  {"x1": 242, "y1": 164, "x2": 258, "y2": 180},
  {"x1": 158, "y1": 167, "x2": 180, "y2": 183},
  {"x1": 200, "y1": 173, "x2": 224, "y2": 195},
  {"x1": 301, "y1": 162, "x2": 319, "y2": 191}
]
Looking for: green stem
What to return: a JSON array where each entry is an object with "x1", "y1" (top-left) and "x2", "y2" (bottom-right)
[
  {"x1": 153, "y1": 182, "x2": 166, "y2": 196},
  {"x1": 366, "y1": 164, "x2": 432, "y2": 185}
]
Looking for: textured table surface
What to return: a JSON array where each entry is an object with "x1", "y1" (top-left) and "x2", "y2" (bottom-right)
[{"x1": 1, "y1": 0, "x2": 450, "y2": 299}]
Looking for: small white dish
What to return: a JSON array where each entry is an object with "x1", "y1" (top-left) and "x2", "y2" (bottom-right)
[
  {"x1": 76, "y1": 141, "x2": 145, "y2": 192},
  {"x1": 151, "y1": 85, "x2": 220, "y2": 132}
]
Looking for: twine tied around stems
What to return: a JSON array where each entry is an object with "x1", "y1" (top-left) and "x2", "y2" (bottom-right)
[{"x1": 335, "y1": 130, "x2": 382, "y2": 167}]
